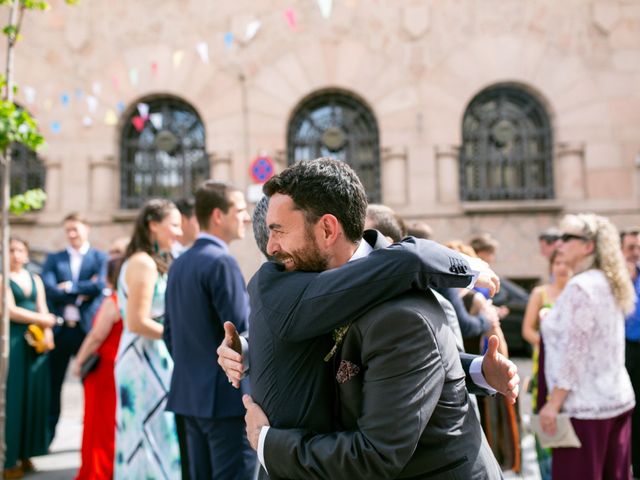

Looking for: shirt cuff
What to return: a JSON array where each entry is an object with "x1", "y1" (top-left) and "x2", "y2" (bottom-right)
[
  {"x1": 258, "y1": 426, "x2": 270, "y2": 473},
  {"x1": 470, "y1": 357, "x2": 497, "y2": 394},
  {"x1": 468, "y1": 270, "x2": 480, "y2": 289},
  {"x1": 240, "y1": 335, "x2": 250, "y2": 376}
]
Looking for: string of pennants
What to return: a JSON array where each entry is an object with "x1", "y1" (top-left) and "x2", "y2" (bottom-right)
[{"x1": 22, "y1": 1, "x2": 337, "y2": 135}]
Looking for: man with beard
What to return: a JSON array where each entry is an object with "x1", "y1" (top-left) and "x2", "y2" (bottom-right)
[{"x1": 221, "y1": 159, "x2": 514, "y2": 478}]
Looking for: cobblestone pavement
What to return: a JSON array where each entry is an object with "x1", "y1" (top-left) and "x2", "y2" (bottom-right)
[{"x1": 25, "y1": 358, "x2": 541, "y2": 479}]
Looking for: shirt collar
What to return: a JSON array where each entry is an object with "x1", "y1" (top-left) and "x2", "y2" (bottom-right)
[
  {"x1": 348, "y1": 238, "x2": 373, "y2": 262},
  {"x1": 197, "y1": 232, "x2": 228, "y2": 251},
  {"x1": 67, "y1": 242, "x2": 90, "y2": 256}
]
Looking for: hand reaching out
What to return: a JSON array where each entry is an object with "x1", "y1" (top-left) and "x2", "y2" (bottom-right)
[
  {"x1": 481, "y1": 335, "x2": 519, "y2": 403},
  {"x1": 216, "y1": 321, "x2": 245, "y2": 388}
]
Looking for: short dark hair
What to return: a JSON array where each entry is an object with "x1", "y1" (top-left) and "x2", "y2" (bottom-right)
[
  {"x1": 469, "y1": 233, "x2": 499, "y2": 254},
  {"x1": 174, "y1": 197, "x2": 195, "y2": 218},
  {"x1": 63, "y1": 212, "x2": 89, "y2": 225},
  {"x1": 406, "y1": 221, "x2": 433, "y2": 240},
  {"x1": 194, "y1": 181, "x2": 239, "y2": 230},
  {"x1": 263, "y1": 158, "x2": 367, "y2": 243},
  {"x1": 620, "y1": 227, "x2": 640, "y2": 244},
  {"x1": 366, "y1": 204, "x2": 404, "y2": 242}
]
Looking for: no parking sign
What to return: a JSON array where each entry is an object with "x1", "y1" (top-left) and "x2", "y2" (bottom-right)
[{"x1": 249, "y1": 155, "x2": 275, "y2": 183}]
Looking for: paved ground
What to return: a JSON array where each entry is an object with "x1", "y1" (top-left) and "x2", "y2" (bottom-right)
[{"x1": 26, "y1": 357, "x2": 541, "y2": 479}]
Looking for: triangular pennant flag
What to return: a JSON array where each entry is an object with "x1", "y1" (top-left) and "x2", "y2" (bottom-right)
[
  {"x1": 132, "y1": 115, "x2": 146, "y2": 132},
  {"x1": 317, "y1": 0, "x2": 333, "y2": 19},
  {"x1": 172, "y1": 50, "x2": 184, "y2": 68},
  {"x1": 60, "y1": 92, "x2": 70, "y2": 106},
  {"x1": 82, "y1": 116, "x2": 93, "y2": 127},
  {"x1": 224, "y1": 32, "x2": 234, "y2": 49},
  {"x1": 129, "y1": 68, "x2": 139, "y2": 86},
  {"x1": 116, "y1": 101, "x2": 126, "y2": 113},
  {"x1": 137, "y1": 102, "x2": 149, "y2": 118},
  {"x1": 149, "y1": 112, "x2": 163, "y2": 130},
  {"x1": 196, "y1": 42, "x2": 209, "y2": 63},
  {"x1": 44, "y1": 99, "x2": 53, "y2": 110},
  {"x1": 23, "y1": 86, "x2": 36, "y2": 104},
  {"x1": 51, "y1": 121, "x2": 61, "y2": 134},
  {"x1": 245, "y1": 20, "x2": 261, "y2": 41},
  {"x1": 151, "y1": 62, "x2": 158, "y2": 74},
  {"x1": 284, "y1": 8, "x2": 297, "y2": 30},
  {"x1": 104, "y1": 109, "x2": 118, "y2": 126},
  {"x1": 86, "y1": 95, "x2": 98, "y2": 113}
]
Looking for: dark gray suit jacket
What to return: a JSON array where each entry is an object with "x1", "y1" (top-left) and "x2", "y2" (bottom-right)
[{"x1": 264, "y1": 289, "x2": 502, "y2": 479}]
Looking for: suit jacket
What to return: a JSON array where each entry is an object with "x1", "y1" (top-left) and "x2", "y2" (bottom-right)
[
  {"x1": 248, "y1": 231, "x2": 490, "y2": 478},
  {"x1": 264, "y1": 289, "x2": 502, "y2": 479},
  {"x1": 42, "y1": 247, "x2": 108, "y2": 333},
  {"x1": 164, "y1": 235, "x2": 249, "y2": 419}
]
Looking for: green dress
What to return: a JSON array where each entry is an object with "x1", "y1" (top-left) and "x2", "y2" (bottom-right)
[{"x1": 4, "y1": 273, "x2": 51, "y2": 469}]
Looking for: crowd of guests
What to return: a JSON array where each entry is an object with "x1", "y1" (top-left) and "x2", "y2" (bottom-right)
[{"x1": 2, "y1": 162, "x2": 639, "y2": 479}]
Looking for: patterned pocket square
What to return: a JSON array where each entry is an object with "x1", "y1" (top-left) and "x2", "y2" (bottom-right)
[{"x1": 336, "y1": 360, "x2": 361, "y2": 384}]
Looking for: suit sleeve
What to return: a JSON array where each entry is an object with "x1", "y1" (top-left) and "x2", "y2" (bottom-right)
[
  {"x1": 271, "y1": 237, "x2": 473, "y2": 341},
  {"x1": 263, "y1": 307, "x2": 445, "y2": 479},
  {"x1": 436, "y1": 288, "x2": 489, "y2": 338},
  {"x1": 70, "y1": 251, "x2": 108, "y2": 297},
  {"x1": 41, "y1": 254, "x2": 74, "y2": 304},
  {"x1": 209, "y1": 254, "x2": 249, "y2": 331}
]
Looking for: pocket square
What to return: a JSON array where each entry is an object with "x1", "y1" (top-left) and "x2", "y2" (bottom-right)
[{"x1": 336, "y1": 360, "x2": 360, "y2": 384}]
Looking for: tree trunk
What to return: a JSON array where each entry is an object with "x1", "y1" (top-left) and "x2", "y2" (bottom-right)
[{"x1": 0, "y1": 0, "x2": 21, "y2": 468}]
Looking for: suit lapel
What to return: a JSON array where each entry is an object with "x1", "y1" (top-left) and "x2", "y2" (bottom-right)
[{"x1": 60, "y1": 251, "x2": 73, "y2": 281}]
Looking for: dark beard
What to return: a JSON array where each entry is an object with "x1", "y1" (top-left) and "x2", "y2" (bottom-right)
[{"x1": 273, "y1": 227, "x2": 329, "y2": 272}]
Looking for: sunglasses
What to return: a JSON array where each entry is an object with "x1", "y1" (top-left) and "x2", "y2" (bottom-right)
[{"x1": 561, "y1": 233, "x2": 588, "y2": 243}]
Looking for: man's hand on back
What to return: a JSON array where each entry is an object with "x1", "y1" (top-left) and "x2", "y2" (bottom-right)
[
  {"x1": 481, "y1": 335, "x2": 519, "y2": 403},
  {"x1": 217, "y1": 321, "x2": 245, "y2": 389},
  {"x1": 243, "y1": 394, "x2": 270, "y2": 451},
  {"x1": 463, "y1": 255, "x2": 500, "y2": 297}
]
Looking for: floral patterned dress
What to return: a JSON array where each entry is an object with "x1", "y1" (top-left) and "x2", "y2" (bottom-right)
[{"x1": 114, "y1": 261, "x2": 181, "y2": 479}]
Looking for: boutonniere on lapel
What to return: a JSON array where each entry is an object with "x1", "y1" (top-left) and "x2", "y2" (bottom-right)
[
  {"x1": 323, "y1": 324, "x2": 351, "y2": 362},
  {"x1": 336, "y1": 359, "x2": 360, "y2": 384}
]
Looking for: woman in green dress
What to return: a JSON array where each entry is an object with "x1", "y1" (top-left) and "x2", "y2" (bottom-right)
[
  {"x1": 3, "y1": 238, "x2": 57, "y2": 479},
  {"x1": 114, "y1": 200, "x2": 183, "y2": 479}
]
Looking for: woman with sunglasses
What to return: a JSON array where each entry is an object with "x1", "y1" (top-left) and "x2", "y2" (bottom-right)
[{"x1": 540, "y1": 214, "x2": 636, "y2": 479}]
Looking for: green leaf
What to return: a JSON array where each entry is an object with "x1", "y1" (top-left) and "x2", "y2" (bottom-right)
[{"x1": 9, "y1": 188, "x2": 46, "y2": 215}]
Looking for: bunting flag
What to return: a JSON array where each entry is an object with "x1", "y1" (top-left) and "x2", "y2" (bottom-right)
[
  {"x1": 224, "y1": 32, "x2": 234, "y2": 49},
  {"x1": 82, "y1": 115, "x2": 93, "y2": 127},
  {"x1": 104, "y1": 109, "x2": 118, "y2": 126},
  {"x1": 44, "y1": 99, "x2": 53, "y2": 110},
  {"x1": 196, "y1": 42, "x2": 209, "y2": 63},
  {"x1": 151, "y1": 61, "x2": 158, "y2": 74},
  {"x1": 129, "y1": 68, "x2": 139, "y2": 86},
  {"x1": 245, "y1": 20, "x2": 261, "y2": 41},
  {"x1": 149, "y1": 112, "x2": 163, "y2": 130},
  {"x1": 51, "y1": 121, "x2": 61, "y2": 133},
  {"x1": 116, "y1": 101, "x2": 126, "y2": 113},
  {"x1": 86, "y1": 95, "x2": 98, "y2": 113},
  {"x1": 284, "y1": 8, "x2": 297, "y2": 30},
  {"x1": 137, "y1": 102, "x2": 149, "y2": 118},
  {"x1": 318, "y1": 0, "x2": 333, "y2": 19},
  {"x1": 60, "y1": 92, "x2": 70, "y2": 106},
  {"x1": 132, "y1": 115, "x2": 146, "y2": 132},
  {"x1": 23, "y1": 86, "x2": 36, "y2": 104},
  {"x1": 172, "y1": 50, "x2": 184, "y2": 68}
]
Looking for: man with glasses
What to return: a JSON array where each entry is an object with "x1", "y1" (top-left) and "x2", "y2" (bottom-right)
[{"x1": 621, "y1": 228, "x2": 640, "y2": 477}]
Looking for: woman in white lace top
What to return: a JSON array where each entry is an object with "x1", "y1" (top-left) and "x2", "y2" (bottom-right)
[{"x1": 540, "y1": 213, "x2": 636, "y2": 480}]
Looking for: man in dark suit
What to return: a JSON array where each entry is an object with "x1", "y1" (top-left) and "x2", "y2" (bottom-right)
[
  {"x1": 220, "y1": 159, "x2": 514, "y2": 478},
  {"x1": 164, "y1": 180, "x2": 256, "y2": 479},
  {"x1": 42, "y1": 212, "x2": 107, "y2": 441}
]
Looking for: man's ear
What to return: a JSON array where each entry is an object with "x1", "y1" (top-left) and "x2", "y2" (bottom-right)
[
  {"x1": 317, "y1": 214, "x2": 340, "y2": 246},
  {"x1": 210, "y1": 208, "x2": 222, "y2": 227}
]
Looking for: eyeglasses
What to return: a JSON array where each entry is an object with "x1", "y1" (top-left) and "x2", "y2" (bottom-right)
[{"x1": 561, "y1": 233, "x2": 588, "y2": 243}]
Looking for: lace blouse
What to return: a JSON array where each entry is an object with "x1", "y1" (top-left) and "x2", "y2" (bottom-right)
[{"x1": 541, "y1": 269, "x2": 635, "y2": 419}]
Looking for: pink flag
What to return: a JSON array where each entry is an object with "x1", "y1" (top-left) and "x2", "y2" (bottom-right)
[{"x1": 284, "y1": 8, "x2": 297, "y2": 30}]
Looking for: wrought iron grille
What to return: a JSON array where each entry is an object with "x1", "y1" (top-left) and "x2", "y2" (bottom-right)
[
  {"x1": 9, "y1": 142, "x2": 46, "y2": 195},
  {"x1": 460, "y1": 85, "x2": 554, "y2": 201},
  {"x1": 120, "y1": 97, "x2": 209, "y2": 209},
  {"x1": 287, "y1": 90, "x2": 381, "y2": 203}
]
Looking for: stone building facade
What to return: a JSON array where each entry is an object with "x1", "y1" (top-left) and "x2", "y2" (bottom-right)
[{"x1": 8, "y1": 0, "x2": 640, "y2": 283}]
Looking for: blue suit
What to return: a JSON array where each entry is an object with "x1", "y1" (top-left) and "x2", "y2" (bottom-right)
[
  {"x1": 41, "y1": 247, "x2": 107, "y2": 441},
  {"x1": 164, "y1": 235, "x2": 256, "y2": 479}
]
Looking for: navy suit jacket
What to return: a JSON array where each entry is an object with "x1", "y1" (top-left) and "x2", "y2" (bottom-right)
[
  {"x1": 164, "y1": 235, "x2": 249, "y2": 419},
  {"x1": 41, "y1": 247, "x2": 108, "y2": 333}
]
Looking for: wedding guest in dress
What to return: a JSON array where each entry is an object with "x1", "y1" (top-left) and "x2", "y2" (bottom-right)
[
  {"x1": 114, "y1": 199, "x2": 183, "y2": 479},
  {"x1": 522, "y1": 249, "x2": 572, "y2": 480},
  {"x1": 73, "y1": 255, "x2": 124, "y2": 480},
  {"x1": 3, "y1": 238, "x2": 57, "y2": 479},
  {"x1": 540, "y1": 214, "x2": 636, "y2": 480}
]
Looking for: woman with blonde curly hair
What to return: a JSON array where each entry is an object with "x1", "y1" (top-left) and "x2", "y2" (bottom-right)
[{"x1": 540, "y1": 213, "x2": 636, "y2": 479}]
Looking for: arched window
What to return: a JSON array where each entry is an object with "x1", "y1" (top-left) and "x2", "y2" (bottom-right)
[
  {"x1": 120, "y1": 96, "x2": 208, "y2": 209},
  {"x1": 460, "y1": 85, "x2": 553, "y2": 201},
  {"x1": 287, "y1": 90, "x2": 381, "y2": 202},
  {"x1": 10, "y1": 142, "x2": 46, "y2": 196}
]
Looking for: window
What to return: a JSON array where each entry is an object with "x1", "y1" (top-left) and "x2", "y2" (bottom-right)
[
  {"x1": 460, "y1": 85, "x2": 553, "y2": 201},
  {"x1": 287, "y1": 90, "x2": 381, "y2": 202},
  {"x1": 120, "y1": 96, "x2": 208, "y2": 209},
  {"x1": 10, "y1": 142, "x2": 45, "y2": 196}
]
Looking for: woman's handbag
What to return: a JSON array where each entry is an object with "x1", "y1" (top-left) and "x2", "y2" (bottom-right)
[
  {"x1": 80, "y1": 354, "x2": 101, "y2": 380},
  {"x1": 24, "y1": 325, "x2": 49, "y2": 354}
]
